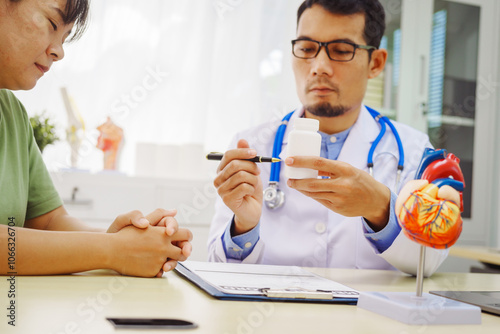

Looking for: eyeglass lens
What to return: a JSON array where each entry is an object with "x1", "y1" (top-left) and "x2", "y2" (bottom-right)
[{"x1": 293, "y1": 40, "x2": 355, "y2": 61}]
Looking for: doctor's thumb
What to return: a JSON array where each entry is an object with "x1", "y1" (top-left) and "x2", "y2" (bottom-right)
[{"x1": 237, "y1": 139, "x2": 250, "y2": 149}]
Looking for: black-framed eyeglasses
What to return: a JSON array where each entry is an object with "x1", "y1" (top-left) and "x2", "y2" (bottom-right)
[{"x1": 291, "y1": 39, "x2": 377, "y2": 62}]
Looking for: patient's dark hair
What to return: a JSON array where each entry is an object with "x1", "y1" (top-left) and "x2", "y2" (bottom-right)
[
  {"x1": 10, "y1": 0, "x2": 90, "y2": 41},
  {"x1": 297, "y1": 0, "x2": 385, "y2": 48}
]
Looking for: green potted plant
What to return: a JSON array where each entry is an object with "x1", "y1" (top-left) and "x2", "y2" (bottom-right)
[{"x1": 29, "y1": 112, "x2": 59, "y2": 152}]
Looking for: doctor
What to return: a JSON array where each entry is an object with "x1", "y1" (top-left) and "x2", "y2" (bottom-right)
[{"x1": 208, "y1": 0, "x2": 448, "y2": 276}]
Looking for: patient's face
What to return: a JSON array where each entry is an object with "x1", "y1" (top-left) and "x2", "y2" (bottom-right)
[
  {"x1": 0, "y1": 0, "x2": 74, "y2": 90},
  {"x1": 292, "y1": 5, "x2": 371, "y2": 118}
]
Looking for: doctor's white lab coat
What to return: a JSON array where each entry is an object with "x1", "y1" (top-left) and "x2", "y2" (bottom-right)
[{"x1": 207, "y1": 106, "x2": 448, "y2": 276}]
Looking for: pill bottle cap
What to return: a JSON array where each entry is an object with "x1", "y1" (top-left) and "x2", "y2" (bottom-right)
[{"x1": 293, "y1": 118, "x2": 320, "y2": 132}]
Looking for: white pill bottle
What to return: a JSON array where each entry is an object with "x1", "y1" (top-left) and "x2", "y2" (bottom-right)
[{"x1": 283, "y1": 117, "x2": 321, "y2": 179}]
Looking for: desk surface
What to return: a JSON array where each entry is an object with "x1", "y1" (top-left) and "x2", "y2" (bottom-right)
[
  {"x1": 449, "y1": 246, "x2": 500, "y2": 266},
  {"x1": 2, "y1": 267, "x2": 500, "y2": 334}
]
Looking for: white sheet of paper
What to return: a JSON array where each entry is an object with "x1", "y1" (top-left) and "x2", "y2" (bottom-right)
[{"x1": 181, "y1": 261, "x2": 358, "y2": 298}]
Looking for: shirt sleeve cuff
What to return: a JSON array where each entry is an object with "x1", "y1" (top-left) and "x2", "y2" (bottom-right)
[
  {"x1": 362, "y1": 191, "x2": 401, "y2": 253},
  {"x1": 221, "y1": 216, "x2": 260, "y2": 260}
]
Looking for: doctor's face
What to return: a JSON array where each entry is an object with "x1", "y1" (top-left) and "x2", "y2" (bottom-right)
[
  {"x1": 0, "y1": 0, "x2": 74, "y2": 90},
  {"x1": 292, "y1": 5, "x2": 374, "y2": 118}
]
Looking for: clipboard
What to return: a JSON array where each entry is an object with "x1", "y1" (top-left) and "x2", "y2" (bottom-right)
[{"x1": 174, "y1": 261, "x2": 358, "y2": 304}]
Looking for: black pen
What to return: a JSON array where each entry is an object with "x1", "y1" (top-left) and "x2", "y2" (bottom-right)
[{"x1": 206, "y1": 152, "x2": 281, "y2": 163}]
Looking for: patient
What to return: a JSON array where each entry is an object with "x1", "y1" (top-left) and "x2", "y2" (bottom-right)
[{"x1": 0, "y1": 0, "x2": 192, "y2": 277}]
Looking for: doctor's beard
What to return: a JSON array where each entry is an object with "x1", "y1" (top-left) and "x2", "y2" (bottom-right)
[{"x1": 305, "y1": 102, "x2": 349, "y2": 118}]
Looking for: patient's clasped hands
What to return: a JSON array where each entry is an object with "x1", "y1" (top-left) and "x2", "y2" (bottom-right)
[{"x1": 106, "y1": 208, "x2": 193, "y2": 278}]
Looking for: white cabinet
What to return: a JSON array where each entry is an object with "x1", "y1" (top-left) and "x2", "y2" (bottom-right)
[
  {"x1": 385, "y1": 0, "x2": 500, "y2": 247},
  {"x1": 50, "y1": 172, "x2": 215, "y2": 261}
]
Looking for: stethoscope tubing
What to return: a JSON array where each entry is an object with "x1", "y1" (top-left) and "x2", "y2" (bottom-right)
[
  {"x1": 365, "y1": 106, "x2": 404, "y2": 171},
  {"x1": 270, "y1": 111, "x2": 294, "y2": 182}
]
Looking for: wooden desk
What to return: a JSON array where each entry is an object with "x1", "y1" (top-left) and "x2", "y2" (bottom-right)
[
  {"x1": 1, "y1": 267, "x2": 500, "y2": 334},
  {"x1": 449, "y1": 246, "x2": 500, "y2": 266}
]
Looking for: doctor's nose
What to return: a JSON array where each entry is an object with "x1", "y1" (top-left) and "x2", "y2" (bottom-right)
[{"x1": 311, "y1": 47, "x2": 334, "y2": 77}]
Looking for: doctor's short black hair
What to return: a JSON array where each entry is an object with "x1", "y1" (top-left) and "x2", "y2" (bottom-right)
[
  {"x1": 297, "y1": 0, "x2": 386, "y2": 49},
  {"x1": 9, "y1": 0, "x2": 90, "y2": 41}
]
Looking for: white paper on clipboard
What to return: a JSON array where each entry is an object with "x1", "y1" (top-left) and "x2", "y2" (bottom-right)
[{"x1": 180, "y1": 261, "x2": 358, "y2": 299}]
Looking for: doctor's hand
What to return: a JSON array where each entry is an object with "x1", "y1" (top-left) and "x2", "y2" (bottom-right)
[
  {"x1": 213, "y1": 139, "x2": 263, "y2": 236},
  {"x1": 285, "y1": 156, "x2": 391, "y2": 232}
]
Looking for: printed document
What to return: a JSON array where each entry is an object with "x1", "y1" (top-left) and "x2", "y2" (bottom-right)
[{"x1": 181, "y1": 261, "x2": 358, "y2": 299}]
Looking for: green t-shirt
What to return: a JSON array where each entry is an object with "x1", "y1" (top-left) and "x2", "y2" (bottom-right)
[{"x1": 0, "y1": 89, "x2": 62, "y2": 227}]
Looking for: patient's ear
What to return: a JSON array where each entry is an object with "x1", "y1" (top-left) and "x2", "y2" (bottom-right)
[{"x1": 368, "y1": 49, "x2": 388, "y2": 79}]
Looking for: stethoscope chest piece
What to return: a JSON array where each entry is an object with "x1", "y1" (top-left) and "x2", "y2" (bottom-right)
[{"x1": 263, "y1": 181, "x2": 285, "y2": 210}]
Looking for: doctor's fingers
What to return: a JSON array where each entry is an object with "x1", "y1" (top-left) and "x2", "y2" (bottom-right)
[
  {"x1": 296, "y1": 190, "x2": 358, "y2": 215},
  {"x1": 221, "y1": 180, "x2": 262, "y2": 204},
  {"x1": 215, "y1": 148, "x2": 258, "y2": 174},
  {"x1": 285, "y1": 156, "x2": 353, "y2": 176},
  {"x1": 214, "y1": 160, "x2": 261, "y2": 188},
  {"x1": 217, "y1": 169, "x2": 261, "y2": 193},
  {"x1": 218, "y1": 173, "x2": 261, "y2": 198},
  {"x1": 287, "y1": 176, "x2": 351, "y2": 194},
  {"x1": 316, "y1": 197, "x2": 360, "y2": 217}
]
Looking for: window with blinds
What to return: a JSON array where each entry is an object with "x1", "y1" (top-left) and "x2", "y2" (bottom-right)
[{"x1": 428, "y1": 10, "x2": 448, "y2": 128}]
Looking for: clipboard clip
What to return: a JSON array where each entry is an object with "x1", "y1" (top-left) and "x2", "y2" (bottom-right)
[{"x1": 261, "y1": 288, "x2": 334, "y2": 300}]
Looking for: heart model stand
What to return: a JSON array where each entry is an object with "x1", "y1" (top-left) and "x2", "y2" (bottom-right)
[{"x1": 357, "y1": 148, "x2": 482, "y2": 325}]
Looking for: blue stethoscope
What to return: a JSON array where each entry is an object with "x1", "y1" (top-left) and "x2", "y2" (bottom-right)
[{"x1": 263, "y1": 106, "x2": 405, "y2": 210}]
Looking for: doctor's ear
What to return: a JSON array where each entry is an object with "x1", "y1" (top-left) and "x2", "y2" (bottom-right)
[{"x1": 367, "y1": 49, "x2": 388, "y2": 79}]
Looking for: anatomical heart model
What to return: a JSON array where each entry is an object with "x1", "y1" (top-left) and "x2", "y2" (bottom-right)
[
  {"x1": 396, "y1": 148, "x2": 464, "y2": 296},
  {"x1": 397, "y1": 148, "x2": 464, "y2": 250},
  {"x1": 358, "y1": 149, "x2": 480, "y2": 325}
]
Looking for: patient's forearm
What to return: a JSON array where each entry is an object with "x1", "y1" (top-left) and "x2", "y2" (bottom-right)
[
  {"x1": 0, "y1": 225, "x2": 110, "y2": 275},
  {"x1": 24, "y1": 206, "x2": 104, "y2": 233},
  {"x1": 40, "y1": 214, "x2": 104, "y2": 232}
]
